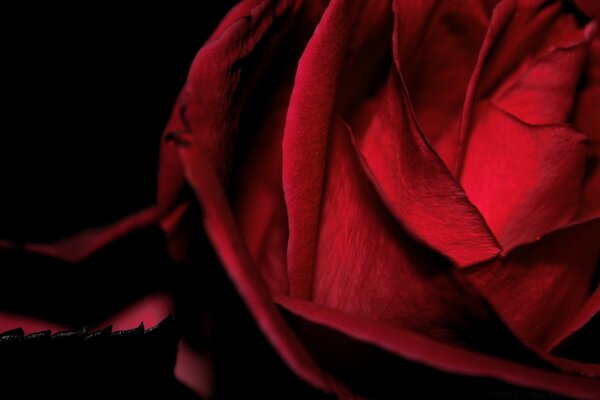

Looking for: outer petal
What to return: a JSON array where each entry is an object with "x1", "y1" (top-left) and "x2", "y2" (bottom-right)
[
  {"x1": 549, "y1": 286, "x2": 600, "y2": 353},
  {"x1": 171, "y1": 0, "x2": 330, "y2": 391},
  {"x1": 461, "y1": 218, "x2": 600, "y2": 374},
  {"x1": 0, "y1": 216, "x2": 175, "y2": 328},
  {"x1": 276, "y1": 296, "x2": 600, "y2": 399}
]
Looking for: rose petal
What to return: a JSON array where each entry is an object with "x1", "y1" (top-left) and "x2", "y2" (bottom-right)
[
  {"x1": 0, "y1": 207, "x2": 157, "y2": 263},
  {"x1": 471, "y1": 0, "x2": 589, "y2": 103},
  {"x1": 230, "y1": 1, "x2": 327, "y2": 295},
  {"x1": 455, "y1": 2, "x2": 595, "y2": 248},
  {"x1": 96, "y1": 294, "x2": 174, "y2": 332},
  {"x1": 461, "y1": 218, "x2": 600, "y2": 353},
  {"x1": 575, "y1": 37, "x2": 600, "y2": 219},
  {"x1": 282, "y1": 0, "x2": 375, "y2": 298},
  {"x1": 392, "y1": 0, "x2": 496, "y2": 168},
  {"x1": 457, "y1": 0, "x2": 592, "y2": 173},
  {"x1": 312, "y1": 115, "x2": 505, "y2": 345},
  {"x1": 0, "y1": 312, "x2": 65, "y2": 335},
  {"x1": 353, "y1": 4, "x2": 501, "y2": 268},
  {"x1": 171, "y1": 0, "x2": 330, "y2": 390},
  {"x1": 575, "y1": 0, "x2": 600, "y2": 18},
  {"x1": 493, "y1": 22, "x2": 595, "y2": 124},
  {"x1": 551, "y1": 314, "x2": 600, "y2": 365},
  {"x1": 460, "y1": 102, "x2": 588, "y2": 251},
  {"x1": 276, "y1": 295, "x2": 600, "y2": 398},
  {"x1": 549, "y1": 285, "x2": 600, "y2": 351},
  {"x1": 175, "y1": 340, "x2": 214, "y2": 399},
  {"x1": 0, "y1": 220, "x2": 176, "y2": 331}
]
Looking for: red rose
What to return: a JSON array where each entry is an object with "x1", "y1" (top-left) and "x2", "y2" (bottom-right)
[
  {"x1": 2, "y1": 0, "x2": 598, "y2": 397},
  {"x1": 159, "y1": 0, "x2": 600, "y2": 397}
]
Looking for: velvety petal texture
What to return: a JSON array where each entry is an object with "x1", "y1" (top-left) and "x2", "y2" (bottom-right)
[
  {"x1": 460, "y1": 103, "x2": 588, "y2": 250},
  {"x1": 282, "y1": 0, "x2": 370, "y2": 298},
  {"x1": 4, "y1": 0, "x2": 600, "y2": 398},
  {"x1": 162, "y1": 0, "x2": 331, "y2": 391},
  {"x1": 159, "y1": 0, "x2": 600, "y2": 396},
  {"x1": 457, "y1": 0, "x2": 596, "y2": 249}
]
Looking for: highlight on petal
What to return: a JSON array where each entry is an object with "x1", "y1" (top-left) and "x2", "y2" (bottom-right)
[
  {"x1": 312, "y1": 115, "x2": 586, "y2": 378},
  {"x1": 0, "y1": 312, "x2": 66, "y2": 335},
  {"x1": 460, "y1": 102, "x2": 588, "y2": 251},
  {"x1": 313, "y1": 116, "x2": 503, "y2": 345},
  {"x1": 355, "y1": 76, "x2": 501, "y2": 267},
  {"x1": 454, "y1": 0, "x2": 596, "y2": 251},
  {"x1": 349, "y1": 3, "x2": 501, "y2": 268}
]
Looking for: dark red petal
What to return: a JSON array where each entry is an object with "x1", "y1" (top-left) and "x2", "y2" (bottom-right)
[
  {"x1": 574, "y1": 35, "x2": 600, "y2": 219},
  {"x1": 178, "y1": 145, "x2": 329, "y2": 390},
  {"x1": 175, "y1": 341, "x2": 214, "y2": 399},
  {"x1": 172, "y1": 0, "x2": 330, "y2": 390},
  {"x1": 0, "y1": 207, "x2": 157, "y2": 263},
  {"x1": 0, "y1": 294, "x2": 173, "y2": 337},
  {"x1": 549, "y1": 286, "x2": 600, "y2": 351},
  {"x1": 393, "y1": 0, "x2": 496, "y2": 168},
  {"x1": 574, "y1": 0, "x2": 600, "y2": 18},
  {"x1": 276, "y1": 295, "x2": 600, "y2": 398},
  {"x1": 462, "y1": 218, "x2": 600, "y2": 352},
  {"x1": 457, "y1": 0, "x2": 591, "y2": 173},
  {"x1": 493, "y1": 22, "x2": 595, "y2": 124},
  {"x1": 471, "y1": 0, "x2": 589, "y2": 102},
  {"x1": 230, "y1": 2, "x2": 327, "y2": 296}
]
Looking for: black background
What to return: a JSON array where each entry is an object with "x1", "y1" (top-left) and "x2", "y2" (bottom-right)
[{"x1": 0, "y1": 3, "x2": 237, "y2": 242}]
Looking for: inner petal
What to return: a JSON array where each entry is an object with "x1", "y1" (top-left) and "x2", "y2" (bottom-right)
[
  {"x1": 312, "y1": 116, "x2": 501, "y2": 347},
  {"x1": 393, "y1": 0, "x2": 496, "y2": 168}
]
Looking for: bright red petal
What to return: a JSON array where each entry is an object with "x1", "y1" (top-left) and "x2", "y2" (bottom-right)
[{"x1": 460, "y1": 102, "x2": 588, "y2": 251}]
